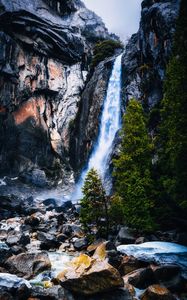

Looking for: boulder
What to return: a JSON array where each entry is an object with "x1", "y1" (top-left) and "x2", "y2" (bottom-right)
[
  {"x1": 56, "y1": 233, "x2": 68, "y2": 243},
  {"x1": 29, "y1": 285, "x2": 68, "y2": 300},
  {"x1": 6, "y1": 232, "x2": 30, "y2": 247},
  {"x1": 151, "y1": 264, "x2": 182, "y2": 291},
  {"x1": 25, "y1": 215, "x2": 40, "y2": 227},
  {"x1": 87, "y1": 239, "x2": 106, "y2": 254},
  {"x1": 43, "y1": 198, "x2": 58, "y2": 207},
  {"x1": 119, "y1": 255, "x2": 149, "y2": 276},
  {"x1": 0, "y1": 273, "x2": 31, "y2": 300},
  {"x1": 124, "y1": 267, "x2": 156, "y2": 289},
  {"x1": 0, "y1": 195, "x2": 22, "y2": 218},
  {"x1": 57, "y1": 254, "x2": 124, "y2": 295},
  {"x1": 56, "y1": 213, "x2": 67, "y2": 226},
  {"x1": 5, "y1": 252, "x2": 51, "y2": 279},
  {"x1": 117, "y1": 227, "x2": 135, "y2": 244},
  {"x1": 152, "y1": 264, "x2": 180, "y2": 282},
  {"x1": 0, "y1": 242, "x2": 12, "y2": 266},
  {"x1": 37, "y1": 232, "x2": 60, "y2": 250},
  {"x1": 140, "y1": 285, "x2": 177, "y2": 300},
  {"x1": 117, "y1": 242, "x2": 187, "y2": 269},
  {"x1": 73, "y1": 237, "x2": 88, "y2": 251},
  {"x1": 21, "y1": 169, "x2": 47, "y2": 187},
  {"x1": 60, "y1": 224, "x2": 73, "y2": 237}
]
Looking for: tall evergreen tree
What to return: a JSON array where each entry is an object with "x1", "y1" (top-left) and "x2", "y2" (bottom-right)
[
  {"x1": 80, "y1": 168, "x2": 109, "y2": 236},
  {"x1": 113, "y1": 99, "x2": 155, "y2": 231},
  {"x1": 157, "y1": 0, "x2": 187, "y2": 215}
]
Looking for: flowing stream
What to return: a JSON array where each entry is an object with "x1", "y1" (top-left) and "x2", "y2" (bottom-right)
[{"x1": 72, "y1": 53, "x2": 123, "y2": 200}]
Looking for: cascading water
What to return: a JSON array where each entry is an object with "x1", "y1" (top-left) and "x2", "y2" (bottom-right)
[{"x1": 72, "y1": 53, "x2": 123, "y2": 200}]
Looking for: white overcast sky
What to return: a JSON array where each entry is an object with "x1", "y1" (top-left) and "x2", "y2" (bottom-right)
[{"x1": 83, "y1": 0, "x2": 142, "y2": 42}]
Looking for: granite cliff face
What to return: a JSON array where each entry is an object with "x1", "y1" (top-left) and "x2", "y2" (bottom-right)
[
  {"x1": 0, "y1": 0, "x2": 114, "y2": 184},
  {"x1": 122, "y1": 0, "x2": 180, "y2": 110}
]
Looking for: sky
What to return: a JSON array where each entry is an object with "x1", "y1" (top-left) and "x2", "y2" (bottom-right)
[{"x1": 83, "y1": 0, "x2": 142, "y2": 42}]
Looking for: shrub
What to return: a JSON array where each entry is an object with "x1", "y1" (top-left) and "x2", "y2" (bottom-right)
[{"x1": 91, "y1": 40, "x2": 124, "y2": 69}]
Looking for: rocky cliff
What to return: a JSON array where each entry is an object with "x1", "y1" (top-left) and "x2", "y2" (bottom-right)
[
  {"x1": 122, "y1": 0, "x2": 180, "y2": 110},
  {"x1": 0, "y1": 0, "x2": 115, "y2": 185},
  {"x1": 0, "y1": 0, "x2": 181, "y2": 188}
]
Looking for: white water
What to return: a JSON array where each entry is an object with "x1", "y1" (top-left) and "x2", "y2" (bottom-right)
[
  {"x1": 72, "y1": 54, "x2": 123, "y2": 201},
  {"x1": 117, "y1": 242, "x2": 187, "y2": 275}
]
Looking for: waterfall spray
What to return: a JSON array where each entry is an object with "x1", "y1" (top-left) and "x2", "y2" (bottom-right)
[{"x1": 72, "y1": 53, "x2": 123, "y2": 201}]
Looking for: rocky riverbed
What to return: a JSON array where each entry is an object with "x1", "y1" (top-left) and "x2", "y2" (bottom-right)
[{"x1": 0, "y1": 182, "x2": 187, "y2": 300}]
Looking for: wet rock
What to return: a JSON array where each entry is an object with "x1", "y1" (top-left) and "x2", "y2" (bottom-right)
[
  {"x1": 43, "y1": 198, "x2": 58, "y2": 207},
  {"x1": 56, "y1": 213, "x2": 67, "y2": 225},
  {"x1": 25, "y1": 215, "x2": 40, "y2": 227},
  {"x1": 37, "y1": 232, "x2": 60, "y2": 250},
  {"x1": 57, "y1": 254, "x2": 124, "y2": 295},
  {"x1": 56, "y1": 233, "x2": 68, "y2": 243},
  {"x1": 91, "y1": 241, "x2": 121, "y2": 269},
  {"x1": 61, "y1": 201, "x2": 73, "y2": 213},
  {"x1": 0, "y1": 243, "x2": 12, "y2": 266},
  {"x1": 59, "y1": 242, "x2": 71, "y2": 252},
  {"x1": 11, "y1": 245, "x2": 25, "y2": 256},
  {"x1": 151, "y1": 264, "x2": 182, "y2": 292},
  {"x1": 60, "y1": 224, "x2": 73, "y2": 237},
  {"x1": 21, "y1": 169, "x2": 48, "y2": 187},
  {"x1": 0, "y1": 273, "x2": 31, "y2": 300},
  {"x1": 135, "y1": 237, "x2": 148, "y2": 244},
  {"x1": 87, "y1": 239, "x2": 106, "y2": 254},
  {"x1": 117, "y1": 242, "x2": 187, "y2": 271},
  {"x1": 73, "y1": 237, "x2": 88, "y2": 251},
  {"x1": 119, "y1": 255, "x2": 149, "y2": 276},
  {"x1": 140, "y1": 284, "x2": 177, "y2": 300},
  {"x1": 152, "y1": 264, "x2": 180, "y2": 282},
  {"x1": 117, "y1": 227, "x2": 136, "y2": 244},
  {"x1": 30, "y1": 285, "x2": 67, "y2": 300},
  {"x1": 124, "y1": 268, "x2": 156, "y2": 289},
  {"x1": 0, "y1": 229, "x2": 8, "y2": 241},
  {"x1": 5, "y1": 252, "x2": 51, "y2": 279},
  {"x1": 107, "y1": 250, "x2": 122, "y2": 270},
  {"x1": 0, "y1": 195, "x2": 22, "y2": 218},
  {"x1": 6, "y1": 232, "x2": 30, "y2": 247}
]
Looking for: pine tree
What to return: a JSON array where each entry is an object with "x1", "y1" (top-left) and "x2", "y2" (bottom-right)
[
  {"x1": 113, "y1": 99, "x2": 155, "y2": 232},
  {"x1": 157, "y1": 0, "x2": 187, "y2": 215},
  {"x1": 80, "y1": 168, "x2": 109, "y2": 236}
]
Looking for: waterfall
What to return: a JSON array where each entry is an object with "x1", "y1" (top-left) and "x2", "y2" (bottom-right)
[{"x1": 72, "y1": 53, "x2": 123, "y2": 201}]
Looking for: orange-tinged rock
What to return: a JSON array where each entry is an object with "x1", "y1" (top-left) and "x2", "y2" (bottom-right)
[
  {"x1": 57, "y1": 255, "x2": 124, "y2": 295},
  {"x1": 140, "y1": 285, "x2": 177, "y2": 300},
  {"x1": 13, "y1": 97, "x2": 45, "y2": 126},
  {"x1": 93, "y1": 243, "x2": 107, "y2": 261},
  {"x1": 87, "y1": 239, "x2": 106, "y2": 253}
]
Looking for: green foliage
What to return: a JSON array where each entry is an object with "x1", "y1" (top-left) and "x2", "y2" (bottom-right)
[
  {"x1": 157, "y1": 0, "x2": 187, "y2": 215},
  {"x1": 80, "y1": 168, "x2": 109, "y2": 236},
  {"x1": 91, "y1": 40, "x2": 123, "y2": 69},
  {"x1": 109, "y1": 194, "x2": 124, "y2": 225},
  {"x1": 113, "y1": 99, "x2": 155, "y2": 232}
]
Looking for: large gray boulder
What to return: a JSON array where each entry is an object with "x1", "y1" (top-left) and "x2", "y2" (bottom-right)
[
  {"x1": 0, "y1": 273, "x2": 31, "y2": 300},
  {"x1": 5, "y1": 252, "x2": 51, "y2": 278}
]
